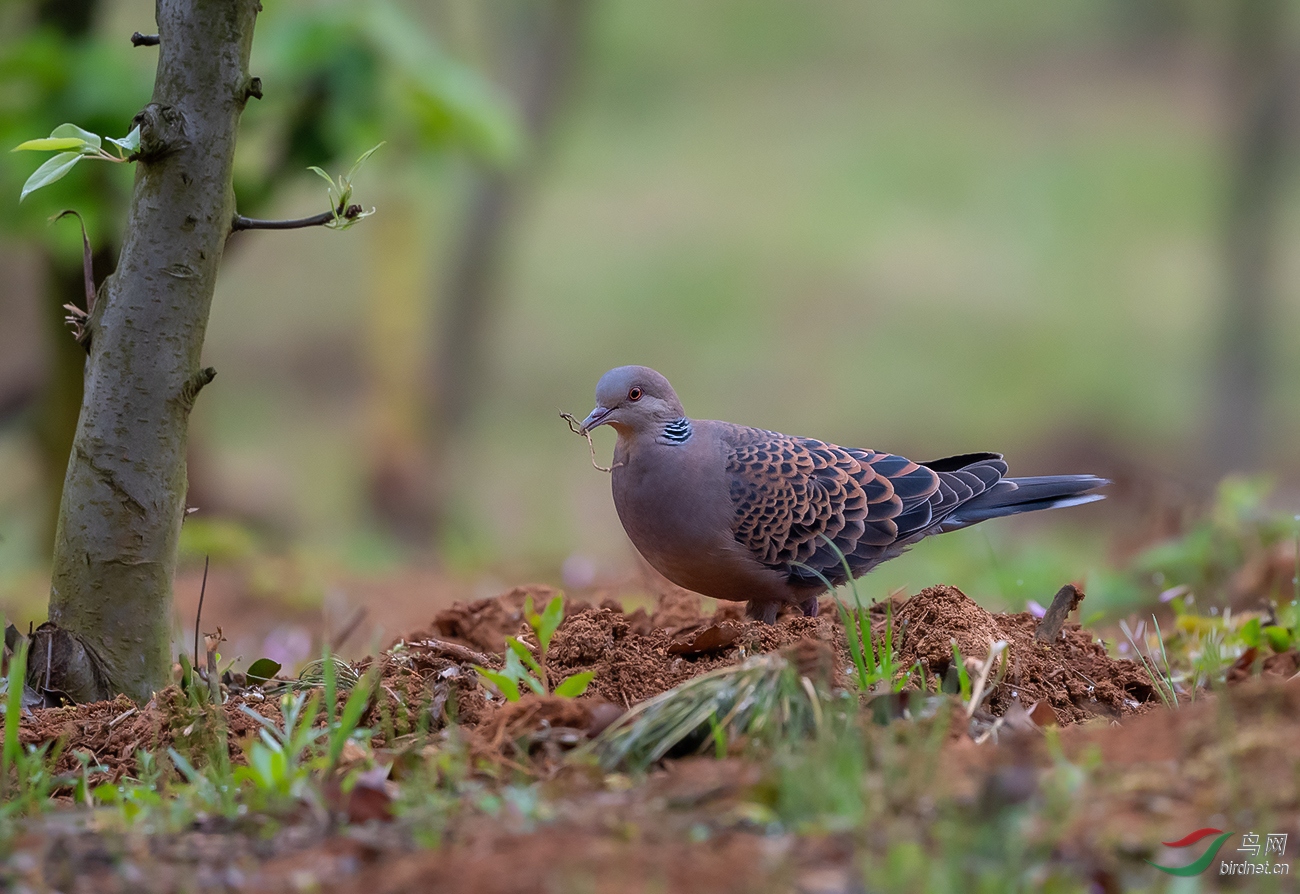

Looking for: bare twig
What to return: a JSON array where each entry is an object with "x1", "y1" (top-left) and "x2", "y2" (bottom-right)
[
  {"x1": 560, "y1": 411, "x2": 622, "y2": 472},
  {"x1": 108, "y1": 707, "x2": 137, "y2": 728},
  {"x1": 1034, "y1": 584, "x2": 1084, "y2": 644},
  {"x1": 231, "y1": 205, "x2": 363, "y2": 232},
  {"x1": 52, "y1": 210, "x2": 96, "y2": 348},
  {"x1": 205, "y1": 626, "x2": 222, "y2": 703},
  {"x1": 193, "y1": 556, "x2": 209, "y2": 671},
  {"x1": 417, "y1": 638, "x2": 493, "y2": 667},
  {"x1": 330, "y1": 606, "x2": 368, "y2": 653},
  {"x1": 52, "y1": 211, "x2": 95, "y2": 313},
  {"x1": 965, "y1": 639, "x2": 1009, "y2": 721},
  {"x1": 131, "y1": 32, "x2": 160, "y2": 46}
]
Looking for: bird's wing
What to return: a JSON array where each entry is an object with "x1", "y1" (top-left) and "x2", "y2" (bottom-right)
[{"x1": 724, "y1": 427, "x2": 948, "y2": 586}]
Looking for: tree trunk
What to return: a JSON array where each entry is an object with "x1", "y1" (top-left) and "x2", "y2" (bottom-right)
[
  {"x1": 1207, "y1": 0, "x2": 1291, "y2": 473},
  {"x1": 413, "y1": 0, "x2": 590, "y2": 545},
  {"x1": 44, "y1": 0, "x2": 261, "y2": 703},
  {"x1": 33, "y1": 246, "x2": 117, "y2": 555}
]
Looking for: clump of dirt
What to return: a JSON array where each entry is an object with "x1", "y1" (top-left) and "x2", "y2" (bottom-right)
[
  {"x1": 361, "y1": 640, "x2": 495, "y2": 733},
  {"x1": 418, "y1": 587, "x2": 844, "y2": 712},
  {"x1": 422, "y1": 584, "x2": 560, "y2": 653},
  {"x1": 17, "y1": 687, "x2": 286, "y2": 781},
  {"x1": 1226, "y1": 646, "x2": 1300, "y2": 683},
  {"x1": 893, "y1": 585, "x2": 1157, "y2": 723},
  {"x1": 476, "y1": 695, "x2": 611, "y2": 757},
  {"x1": 543, "y1": 604, "x2": 838, "y2": 708}
]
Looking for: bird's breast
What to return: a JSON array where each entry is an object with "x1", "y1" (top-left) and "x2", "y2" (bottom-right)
[
  {"x1": 603, "y1": 434, "x2": 748, "y2": 592},
  {"x1": 611, "y1": 437, "x2": 727, "y2": 561}
]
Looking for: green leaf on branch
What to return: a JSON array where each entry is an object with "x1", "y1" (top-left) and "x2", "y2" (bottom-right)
[
  {"x1": 307, "y1": 142, "x2": 383, "y2": 230},
  {"x1": 19, "y1": 151, "x2": 83, "y2": 201},
  {"x1": 306, "y1": 165, "x2": 335, "y2": 189},
  {"x1": 106, "y1": 125, "x2": 141, "y2": 154},
  {"x1": 346, "y1": 142, "x2": 384, "y2": 182},
  {"x1": 14, "y1": 123, "x2": 141, "y2": 201},
  {"x1": 50, "y1": 123, "x2": 102, "y2": 150},
  {"x1": 14, "y1": 123, "x2": 101, "y2": 156},
  {"x1": 13, "y1": 137, "x2": 89, "y2": 153}
]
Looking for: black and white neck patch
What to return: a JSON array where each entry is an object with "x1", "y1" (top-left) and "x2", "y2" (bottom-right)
[{"x1": 660, "y1": 417, "x2": 693, "y2": 444}]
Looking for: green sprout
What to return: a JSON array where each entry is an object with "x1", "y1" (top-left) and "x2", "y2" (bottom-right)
[
  {"x1": 475, "y1": 594, "x2": 594, "y2": 701},
  {"x1": 307, "y1": 142, "x2": 384, "y2": 230}
]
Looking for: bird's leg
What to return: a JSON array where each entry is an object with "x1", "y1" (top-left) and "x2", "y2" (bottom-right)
[
  {"x1": 799, "y1": 595, "x2": 820, "y2": 618},
  {"x1": 746, "y1": 600, "x2": 780, "y2": 625}
]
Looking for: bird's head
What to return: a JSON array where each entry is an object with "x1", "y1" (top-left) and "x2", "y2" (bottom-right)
[{"x1": 580, "y1": 366, "x2": 685, "y2": 436}]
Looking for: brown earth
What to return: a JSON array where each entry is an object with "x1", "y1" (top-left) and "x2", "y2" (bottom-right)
[
  {"x1": 6, "y1": 583, "x2": 1297, "y2": 893},
  {"x1": 890, "y1": 585, "x2": 1157, "y2": 723},
  {"x1": 8, "y1": 679, "x2": 1297, "y2": 893},
  {"x1": 16, "y1": 583, "x2": 1159, "y2": 781}
]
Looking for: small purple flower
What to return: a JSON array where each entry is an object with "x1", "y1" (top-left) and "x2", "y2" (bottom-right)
[
  {"x1": 261, "y1": 624, "x2": 312, "y2": 670},
  {"x1": 1159, "y1": 585, "x2": 1190, "y2": 604}
]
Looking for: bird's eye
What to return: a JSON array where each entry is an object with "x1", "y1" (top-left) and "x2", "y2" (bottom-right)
[{"x1": 628, "y1": 387, "x2": 643, "y2": 401}]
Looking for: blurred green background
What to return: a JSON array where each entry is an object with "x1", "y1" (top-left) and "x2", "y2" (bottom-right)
[{"x1": 2, "y1": 0, "x2": 1299, "y2": 656}]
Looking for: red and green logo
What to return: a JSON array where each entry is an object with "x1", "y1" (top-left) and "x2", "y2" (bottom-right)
[{"x1": 1148, "y1": 828, "x2": 1235, "y2": 876}]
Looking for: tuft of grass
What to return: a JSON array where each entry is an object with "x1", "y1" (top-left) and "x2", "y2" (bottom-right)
[
  {"x1": 587, "y1": 651, "x2": 833, "y2": 771},
  {"x1": 796, "y1": 536, "x2": 904, "y2": 692},
  {"x1": 1119, "y1": 616, "x2": 1179, "y2": 708},
  {"x1": 234, "y1": 691, "x2": 328, "y2": 811},
  {"x1": 948, "y1": 641, "x2": 972, "y2": 702},
  {"x1": 0, "y1": 639, "x2": 91, "y2": 833},
  {"x1": 293, "y1": 654, "x2": 361, "y2": 693}
]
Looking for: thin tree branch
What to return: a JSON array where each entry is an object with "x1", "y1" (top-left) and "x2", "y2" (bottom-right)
[
  {"x1": 193, "y1": 555, "x2": 209, "y2": 672},
  {"x1": 51, "y1": 210, "x2": 96, "y2": 349},
  {"x1": 230, "y1": 204, "x2": 362, "y2": 232},
  {"x1": 131, "y1": 32, "x2": 159, "y2": 47}
]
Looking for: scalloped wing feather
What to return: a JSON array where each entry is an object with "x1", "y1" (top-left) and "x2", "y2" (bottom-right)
[{"x1": 725, "y1": 428, "x2": 955, "y2": 585}]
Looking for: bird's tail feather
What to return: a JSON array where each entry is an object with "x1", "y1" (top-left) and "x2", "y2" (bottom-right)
[{"x1": 943, "y1": 474, "x2": 1108, "y2": 528}]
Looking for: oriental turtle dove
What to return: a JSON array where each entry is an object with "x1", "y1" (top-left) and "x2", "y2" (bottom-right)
[{"x1": 580, "y1": 366, "x2": 1106, "y2": 623}]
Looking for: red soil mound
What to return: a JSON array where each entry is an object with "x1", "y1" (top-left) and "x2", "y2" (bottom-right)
[{"x1": 16, "y1": 582, "x2": 1160, "y2": 779}]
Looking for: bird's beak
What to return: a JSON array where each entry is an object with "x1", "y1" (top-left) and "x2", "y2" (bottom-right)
[{"x1": 579, "y1": 406, "x2": 611, "y2": 434}]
